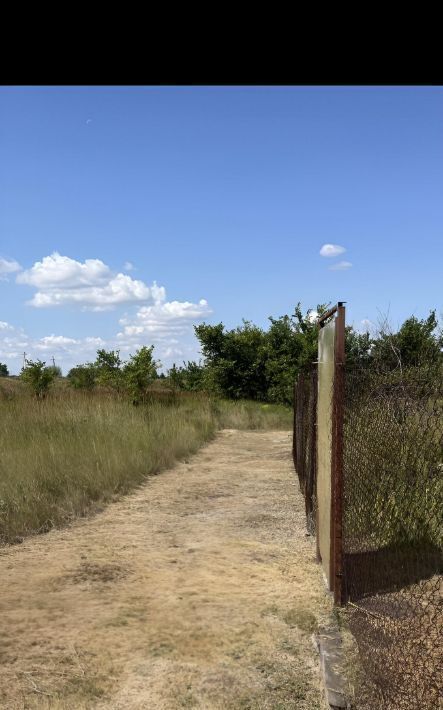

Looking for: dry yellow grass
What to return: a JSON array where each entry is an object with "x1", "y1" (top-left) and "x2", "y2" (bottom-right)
[{"x1": 0, "y1": 430, "x2": 332, "y2": 709}]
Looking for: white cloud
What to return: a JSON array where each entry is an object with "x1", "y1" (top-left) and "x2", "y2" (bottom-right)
[
  {"x1": 319, "y1": 244, "x2": 346, "y2": 258},
  {"x1": 118, "y1": 299, "x2": 212, "y2": 339},
  {"x1": 123, "y1": 261, "x2": 135, "y2": 271},
  {"x1": 307, "y1": 310, "x2": 318, "y2": 323},
  {"x1": 0, "y1": 257, "x2": 22, "y2": 280},
  {"x1": 328, "y1": 261, "x2": 352, "y2": 271},
  {"x1": 0, "y1": 312, "x2": 207, "y2": 374},
  {"x1": 162, "y1": 346, "x2": 184, "y2": 359},
  {"x1": 84, "y1": 337, "x2": 106, "y2": 347},
  {"x1": 0, "y1": 321, "x2": 14, "y2": 331},
  {"x1": 35, "y1": 335, "x2": 80, "y2": 350},
  {"x1": 0, "y1": 323, "x2": 109, "y2": 373},
  {"x1": 16, "y1": 252, "x2": 166, "y2": 310},
  {"x1": 3, "y1": 253, "x2": 211, "y2": 373},
  {"x1": 17, "y1": 253, "x2": 111, "y2": 288}
]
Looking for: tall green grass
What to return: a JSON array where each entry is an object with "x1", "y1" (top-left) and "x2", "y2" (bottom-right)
[{"x1": 0, "y1": 388, "x2": 291, "y2": 544}]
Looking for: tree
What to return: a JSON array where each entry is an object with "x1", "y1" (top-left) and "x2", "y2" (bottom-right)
[
  {"x1": 45, "y1": 365, "x2": 63, "y2": 378},
  {"x1": 371, "y1": 311, "x2": 442, "y2": 369},
  {"x1": 195, "y1": 303, "x2": 330, "y2": 404},
  {"x1": 123, "y1": 346, "x2": 159, "y2": 403},
  {"x1": 67, "y1": 364, "x2": 96, "y2": 390},
  {"x1": 345, "y1": 327, "x2": 374, "y2": 366},
  {"x1": 0, "y1": 363, "x2": 9, "y2": 377},
  {"x1": 20, "y1": 359, "x2": 56, "y2": 398},
  {"x1": 264, "y1": 304, "x2": 329, "y2": 403},
  {"x1": 93, "y1": 349, "x2": 124, "y2": 391},
  {"x1": 195, "y1": 320, "x2": 269, "y2": 400},
  {"x1": 167, "y1": 361, "x2": 206, "y2": 392}
]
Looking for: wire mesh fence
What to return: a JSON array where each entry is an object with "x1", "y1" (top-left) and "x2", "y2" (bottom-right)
[
  {"x1": 293, "y1": 361, "x2": 443, "y2": 709},
  {"x1": 342, "y1": 362, "x2": 443, "y2": 709},
  {"x1": 293, "y1": 367, "x2": 317, "y2": 534}
]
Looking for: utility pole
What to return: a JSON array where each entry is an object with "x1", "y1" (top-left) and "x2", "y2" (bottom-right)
[
  {"x1": 23, "y1": 352, "x2": 26, "y2": 370},
  {"x1": 52, "y1": 356, "x2": 56, "y2": 368}
]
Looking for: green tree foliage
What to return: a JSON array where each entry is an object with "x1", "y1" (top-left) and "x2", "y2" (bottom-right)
[
  {"x1": 167, "y1": 361, "x2": 206, "y2": 392},
  {"x1": 93, "y1": 349, "x2": 124, "y2": 391},
  {"x1": 67, "y1": 364, "x2": 96, "y2": 390},
  {"x1": 45, "y1": 365, "x2": 63, "y2": 378},
  {"x1": 371, "y1": 311, "x2": 443, "y2": 369},
  {"x1": 0, "y1": 363, "x2": 9, "y2": 377},
  {"x1": 20, "y1": 359, "x2": 56, "y2": 398},
  {"x1": 195, "y1": 320, "x2": 269, "y2": 400},
  {"x1": 123, "y1": 346, "x2": 159, "y2": 403},
  {"x1": 195, "y1": 304, "x2": 442, "y2": 404},
  {"x1": 345, "y1": 327, "x2": 373, "y2": 366},
  {"x1": 195, "y1": 303, "x2": 329, "y2": 404}
]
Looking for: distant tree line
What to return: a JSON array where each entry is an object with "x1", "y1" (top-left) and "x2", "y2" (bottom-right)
[
  {"x1": 14, "y1": 346, "x2": 158, "y2": 401},
  {"x1": 9, "y1": 305, "x2": 442, "y2": 404}
]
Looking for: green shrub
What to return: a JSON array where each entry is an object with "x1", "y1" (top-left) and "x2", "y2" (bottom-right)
[
  {"x1": 20, "y1": 359, "x2": 56, "y2": 398},
  {"x1": 123, "y1": 346, "x2": 159, "y2": 403},
  {"x1": 67, "y1": 364, "x2": 96, "y2": 390}
]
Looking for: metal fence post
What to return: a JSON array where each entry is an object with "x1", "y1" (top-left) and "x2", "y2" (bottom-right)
[
  {"x1": 331, "y1": 302, "x2": 346, "y2": 605},
  {"x1": 292, "y1": 378, "x2": 297, "y2": 470}
]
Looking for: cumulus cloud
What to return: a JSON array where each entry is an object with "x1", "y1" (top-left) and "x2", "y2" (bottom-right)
[
  {"x1": 0, "y1": 310, "x2": 207, "y2": 374},
  {"x1": 3, "y1": 253, "x2": 212, "y2": 372},
  {"x1": 16, "y1": 252, "x2": 166, "y2": 310},
  {"x1": 17, "y1": 253, "x2": 110, "y2": 288},
  {"x1": 118, "y1": 299, "x2": 212, "y2": 339},
  {"x1": 319, "y1": 244, "x2": 346, "y2": 258},
  {"x1": 328, "y1": 260, "x2": 352, "y2": 271},
  {"x1": 0, "y1": 257, "x2": 22, "y2": 280},
  {"x1": 0, "y1": 322, "x2": 109, "y2": 372},
  {"x1": 123, "y1": 261, "x2": 135, "y2": 271}
]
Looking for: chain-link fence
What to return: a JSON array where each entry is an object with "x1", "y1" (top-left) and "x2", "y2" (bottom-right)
[
  {"x1": 293, "y1": 361, "x2": 443, "y2": 709},
  {"x1": 342, "y1": 363, "x2": 443, "y2": 709},
  {"x1": 293, "y1": 367, "x2": 317, "y2": 534}
]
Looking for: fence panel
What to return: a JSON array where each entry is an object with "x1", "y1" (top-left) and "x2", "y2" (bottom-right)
[
  {"x1": 293, "y1": 330, "x2": 442, "y2": 708},
  {"x1": 342, "y1": 364, "x2": 443, "y2": 709}
]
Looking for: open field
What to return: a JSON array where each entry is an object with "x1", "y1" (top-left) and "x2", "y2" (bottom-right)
[
  {"x1": 0, "y1": 384, "x2": 291, "y2": 544},
  {"x1": 0, "y1": 429, "x2": 332, "y2": 709}
]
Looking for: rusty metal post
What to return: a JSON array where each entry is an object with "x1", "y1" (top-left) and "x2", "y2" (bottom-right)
[
  {"x1": 292, "y1": 379, "x2": 297, "y2": 469},
  {"x1": 331, "y1": 302, "x2": 346, "y2": 605}
]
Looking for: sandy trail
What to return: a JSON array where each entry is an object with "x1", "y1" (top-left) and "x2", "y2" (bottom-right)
[{"x1": 0, "y1": 430, "x2": 332, "y2": 709}]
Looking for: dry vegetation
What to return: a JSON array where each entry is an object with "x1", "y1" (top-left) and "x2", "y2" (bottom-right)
[
  {"x1": 0, "y1": 381, "x2": 291, "y2": 544},
  {"x1": 0, "y1": 429, "x2": 331, "y2": 709}
]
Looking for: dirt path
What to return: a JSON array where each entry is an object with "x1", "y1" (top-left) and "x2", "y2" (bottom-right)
[{"x1": 0, "y1": 430, "x2": 332, "y2": 709}]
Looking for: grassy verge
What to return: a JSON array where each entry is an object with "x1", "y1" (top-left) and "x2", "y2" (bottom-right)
[{"x1": 0, "y1": 388, "x2": 291, "y2": 544}]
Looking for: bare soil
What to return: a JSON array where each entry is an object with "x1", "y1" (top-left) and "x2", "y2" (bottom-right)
[{"x1": 0, "y1": 430, "x2": 332, "y2": 709}]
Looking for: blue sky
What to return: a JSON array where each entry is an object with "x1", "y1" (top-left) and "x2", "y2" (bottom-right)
[{"x1": 1, "y1": 86, "x2": 442, "y2": 374}]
